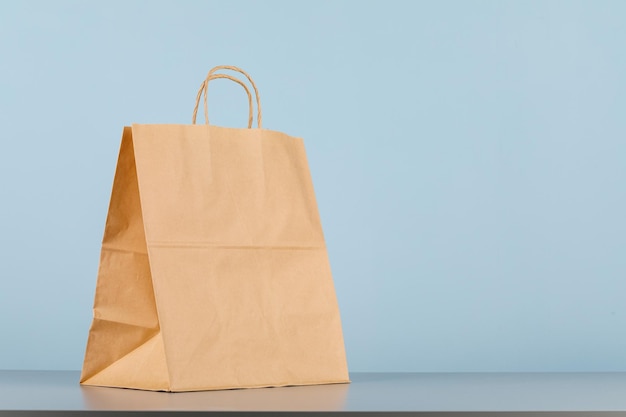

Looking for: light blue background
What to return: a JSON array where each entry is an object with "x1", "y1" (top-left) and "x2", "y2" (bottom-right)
[{"x1": 1, "y1": 0, "x2": 625, "y2": 372}]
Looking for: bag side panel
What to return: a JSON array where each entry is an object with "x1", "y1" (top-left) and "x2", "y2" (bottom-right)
[{"x1": 80, "y1": 127, "x2": 170, "y2": 391}]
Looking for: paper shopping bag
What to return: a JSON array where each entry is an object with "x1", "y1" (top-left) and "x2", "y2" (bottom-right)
[{"x1": 80, "y1": 66, "x2": 350, "y2": 392}]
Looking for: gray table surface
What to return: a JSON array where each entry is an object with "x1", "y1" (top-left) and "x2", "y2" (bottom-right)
[{"x1": 2, "y1": 371, "x2": 626, "y2": 414}]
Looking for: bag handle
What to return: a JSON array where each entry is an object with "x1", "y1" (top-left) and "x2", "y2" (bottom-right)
[
  {"x1": 192, "y1": 65, "x2": 262, "y2": 128},
  {"x1": 192, "y1": 74, "x2": 253, "y2": 128}
]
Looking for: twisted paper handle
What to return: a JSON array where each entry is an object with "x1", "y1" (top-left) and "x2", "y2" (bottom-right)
[
  {"x1": 192, "y1": 65, "x2": 262, "y2": 128},
  {"x1": 192, "y1": 74, "x2": 253, "y2": 128}
]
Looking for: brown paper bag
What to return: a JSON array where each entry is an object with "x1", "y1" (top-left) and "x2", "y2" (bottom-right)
[{"x1": 80, "y1": 66, "x2": 350, "y2": 392}]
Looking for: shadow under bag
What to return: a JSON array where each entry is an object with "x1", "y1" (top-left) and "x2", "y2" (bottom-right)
[{"x1": 80, "y1": 66, "x2": 350, "y2": 392}]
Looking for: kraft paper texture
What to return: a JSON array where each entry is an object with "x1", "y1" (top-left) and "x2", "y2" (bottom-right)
[{"x1": 80, "y1": 66, "x2": 349, "y2": 392}]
